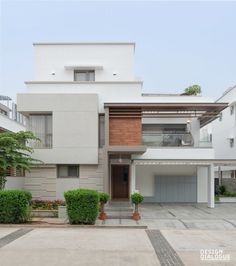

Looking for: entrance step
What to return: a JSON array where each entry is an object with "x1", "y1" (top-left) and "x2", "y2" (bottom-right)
[
  {"x1": 105, "y1": 201, "x2": 134, "y2": 219},
  {"x1": 109, "y1": 201, "x2": 132, "y2": 207}
]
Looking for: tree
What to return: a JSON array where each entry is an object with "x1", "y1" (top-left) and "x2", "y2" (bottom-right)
[
  {"x1": 183, "y1": 85, "x2": 202, "y2": 95},
  {"x1": 0, "y1": 131, "x2": 41, "y2": 190}
]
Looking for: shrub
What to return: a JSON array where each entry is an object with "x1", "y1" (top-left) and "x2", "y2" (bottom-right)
[
  {"x1": 31, "y1": 199, "x2": 65, "y2": 210},
  {"x1": 184, "y1": 85, "x2": 201, "y2": 95},
  {"x1": 64, "y1": 189, "x2": 99, "y2": 225},
  {"x1": 222, "y1": 191, "x2": 236, "y2": 197},
  {"x1": 219, "y1": 185, "x2": 226, "y2": 195},
  {"x1": 131, "y1": 193, "x2": 144, "y2": 205},
  {"x1": 0, "y1": 190, "x2": 32, "y2": 223},
  {"x1": 98, "y1": 192, "x2": 110, "y2": 204}
]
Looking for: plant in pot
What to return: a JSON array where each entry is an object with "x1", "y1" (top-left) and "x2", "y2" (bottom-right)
[
  {"x1": 131, "y1": 192, "x2": 144, "y2": 221},
  {"x1": 98, "y1": 192, "x2": 110, "y2": 220}
]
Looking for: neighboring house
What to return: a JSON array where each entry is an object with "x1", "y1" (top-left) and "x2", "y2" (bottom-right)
[
  {"x1": 15, "y1": 42, "x2": 228, "y2": 208},
  {"x1": 0, "y1": 95, "x2": 25, "y2": 133},
  {"x1": 209, "y1": 85, "x2": 236, "y2": 192},
  {"x1": 0, "y1": 95, "x2": 26, "y2": 189}
]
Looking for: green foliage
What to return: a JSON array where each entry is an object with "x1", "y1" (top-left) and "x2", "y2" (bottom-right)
[
  {"x1": 219, "y1": 185, "x2": 226, "y2": 195},
  {"x1": 0, "y1": 190, "x2": 32, "y2": 223},
  {"x1": 131, "y1": 193, "x2": 144, "y2": 205},
  {"x1": 64, "y1": 189, "x2": 99, "y2": 224},
  {"x1": 0, "y1": 131, "x2": 41, "y2": 190},
  {"x1": 31, "y1": 199, "x2": 65, "y2": 210},
  {"x1": 98, "y1": 192, "x2": 110, "y2": 204},
  {"x1": 184, "y1": 85, "x2": 202, "y2": 95},
  {"x1": 222, "y1": 191, "x2": 236, "y2": 197}
]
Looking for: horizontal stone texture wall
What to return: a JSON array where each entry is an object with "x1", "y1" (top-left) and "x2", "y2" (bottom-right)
[
  {"x1": 79, "y1": 149, "x2": 104, "y2": 192},
  {"x1": 25, "y1": 166, "x2": 57, "y2": 199},
  {"x1": 109, "y1": 117, "x2": 142, "y2": 146},
  {"x1": 222, "y1": 178, "x2": 236, "y2": 193}
]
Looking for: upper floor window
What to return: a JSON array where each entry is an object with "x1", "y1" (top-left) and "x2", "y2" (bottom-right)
[
  {"x1": 28, "y1": 114, "x2": 52, "y2": 148},
  {"x1": 230, "y1": 138, "x2": 234, "y2": 148},
  {"x1": 230, "y1": 105, "x2": 234, "y2": 115},
  {"x1": 0, "y1": 109, "x2": 7, "y2": 116},
  {"x1": 219, "y1": 112, "x2": 223, "y2": 121},
  {"x1": 57, "y1": 165, "x2": 79, "y2": 178},
  {"x1": 74, "y1": 70, "x2": 95, "y2": 81}
]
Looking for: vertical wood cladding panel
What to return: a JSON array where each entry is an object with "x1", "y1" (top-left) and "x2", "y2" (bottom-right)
[{"x1": 109, "y1": 117, "x2": 142, "y2": 146}]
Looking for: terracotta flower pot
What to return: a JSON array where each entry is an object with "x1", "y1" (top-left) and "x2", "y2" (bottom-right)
[
  {"x1": 98, "y1": 202, "x2": 107, "y2": 220},
  {"x1": 99, "y1": 212, "x2": 107, "y2": 220},
  {"x1": 132, "y1": 212, "x2": 141, "y2": 221}
]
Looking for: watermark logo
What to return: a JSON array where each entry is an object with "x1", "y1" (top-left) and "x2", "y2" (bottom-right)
[{"x1": 200, "y1": 249, "x2": 230, "y2": 262}]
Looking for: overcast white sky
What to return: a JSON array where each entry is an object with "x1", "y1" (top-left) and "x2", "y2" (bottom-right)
[{"x1": 1, "y1": 0, "x2": 236, "y2": 101}]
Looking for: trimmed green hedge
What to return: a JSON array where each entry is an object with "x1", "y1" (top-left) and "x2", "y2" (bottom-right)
[
  {"x1": 0, "y1": 190, "x2": 32, "y2": 223},
  {"x1": 64, "y1": 189, "x2": 99, "y2": 224}
]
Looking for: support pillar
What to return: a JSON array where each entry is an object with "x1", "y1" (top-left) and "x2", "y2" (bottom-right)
[
  {"x1": 208, "y1": 163, "x2": 215, "y2": 208},
  {"x1": 131, "y1": 161, "x2": 136, "y2": 194}
]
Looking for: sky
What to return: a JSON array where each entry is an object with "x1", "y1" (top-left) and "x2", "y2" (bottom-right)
[{"x1": 0, "y1": 0, "x2": 236, "y2": 101}]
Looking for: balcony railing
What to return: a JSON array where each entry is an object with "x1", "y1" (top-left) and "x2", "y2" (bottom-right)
[{"x1": 142, "y1": 132, "x2": 195, "y2": 147}]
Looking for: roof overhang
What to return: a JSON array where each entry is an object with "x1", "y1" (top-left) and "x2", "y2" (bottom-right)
[
  {"x1": 64, "y1": 64, "x2": 103, "y2": 70},
  {"x1": 108, "y1": 145, "x2": 147, "y2": 154},
  {"x1": 104, "y1": 102, "x2": 228, "y2": 127},
  {"x1": 133, "y1": 159, "x2": 236, "y2": 166}
]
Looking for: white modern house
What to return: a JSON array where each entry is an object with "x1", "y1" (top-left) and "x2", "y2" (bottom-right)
[
  {"x1": 0, "y1": 95, "x2": 25, "y2": 133},
  {"x1": 208, "y1": 85, "x2": 236, "y2": 192},
  {"x1": 15, "y1": 42, "x2": 228, "y2": 208},
  {"x1": 0, "y1": 95, "x2": 26, "y2": 189}
]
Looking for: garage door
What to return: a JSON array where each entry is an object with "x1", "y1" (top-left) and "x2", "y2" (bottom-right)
[{"x1": 155, "y1": 175, "x2": 197, "y2": 203}]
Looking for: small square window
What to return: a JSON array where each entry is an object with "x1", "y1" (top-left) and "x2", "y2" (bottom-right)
[
  {"x1": 230, "y1": 105, "x2": 234, "y2": 115},
  {"x1": 74, "y1": 70, "x2": 95, "y2": 81},
  {"x1": 230, "y1": 138, "x2": 234, "y2": 148},
  {"x1": 219, "y1": 112, "x2": 223, "y2": 121},
  {"x1": 57, "y1": 165, "x2": 79, "y2": 178}
]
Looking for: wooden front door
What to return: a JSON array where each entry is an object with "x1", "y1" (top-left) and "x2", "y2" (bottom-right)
[{"x1": 111, "y1": 165, "x2": 129, "y2": 199}]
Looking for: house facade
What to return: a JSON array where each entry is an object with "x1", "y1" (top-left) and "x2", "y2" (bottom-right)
[
  {"x1": 208, "y1": 86, "x2": 236, "y2": 192},
  {"x1": 16, "y1": 43, "x2": 227, "y2": 207},
  {"x1": 0, "y1": 95, "x2": 25, "y2": 133}
]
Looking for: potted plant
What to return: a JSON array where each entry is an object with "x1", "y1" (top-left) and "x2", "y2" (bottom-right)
[
  {"x1": 131, "y1": 192, "x2": 144, "y2": 221},
  {"x1": 98, "y1": 192, "x2": 110, "y2": 220}
]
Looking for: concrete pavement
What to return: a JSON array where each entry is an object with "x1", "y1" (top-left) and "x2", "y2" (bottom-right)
[{"x1": 0, "y1": 228, "x2": 160, "y2": 266}]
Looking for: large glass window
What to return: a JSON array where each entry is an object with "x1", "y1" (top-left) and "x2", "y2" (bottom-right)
[
  {"x1": 99, "y1": 114, "x2": 105, "y2": 147},
  {"x1": 57, "y1": 165, "x2": 79, "y2": 178},
  {"x1": 74, "y1": 70, "x2": 95, "y2": 81},
  {"x1": 28, "y1": 114, "x2": 52, "y2": 148}
]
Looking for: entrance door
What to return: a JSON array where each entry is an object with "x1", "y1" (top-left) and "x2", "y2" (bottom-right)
[{"x1": 111, "y1": 165, "x2": 129, "y2": 199}]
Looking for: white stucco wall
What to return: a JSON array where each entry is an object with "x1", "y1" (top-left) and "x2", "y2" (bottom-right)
[
  {"x1": 132, "y1": 147, "x2": 214, "y2": 160},
  {"x1": 136, "y1": 165, "x2": 197, "y2": 197},
  {"x1": 0, "y1": 113, "x2": 25, "y2": 132},
  {"x1": 34, "y1": 43, "x2": 135, "y2": 81},
  {"x1": 211, "y1": 86, "x2": 236, "y2": 159},
  {"x1": 17, "y1": 93, "x2": 98, "y2": 164}
]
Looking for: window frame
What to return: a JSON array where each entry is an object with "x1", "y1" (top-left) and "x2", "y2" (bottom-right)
[
  {"x1": 28, "y1": 114, "x2": 53, "y2": 149},
  {"x1": 99, "y1": 114, "x2": 105, "y2": 148},
  {"x1": 74, "y1": 70, "x2": 95, "y2": 82},
  {"x1": 57, "y1": 165, "x2": 80, "y2": 178}
]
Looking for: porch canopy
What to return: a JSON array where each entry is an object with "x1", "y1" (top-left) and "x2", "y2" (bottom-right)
[
  {"x1": 104, "y1": 102, "x2": 228, "y2": 127},
  {"x1": 132, "y1": 159, "x2": 236, "y2": 166}
]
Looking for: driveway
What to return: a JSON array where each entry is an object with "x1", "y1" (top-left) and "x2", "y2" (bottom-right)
[
  {"x1": 1, "y1": 204, "x2": 236, "y2": 265},
  {"x1": 0, "y1": 227, "x2": 236, "y2": 266},
  {"x1": 137, "y1": 203, "x2": 236, "y2": 230}
]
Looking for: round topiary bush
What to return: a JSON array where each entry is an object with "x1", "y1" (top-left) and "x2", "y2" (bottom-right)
[
  {"x1": 99, "y1": 192, "x2": 110, "y2": 204},
  {"x1": 64, "y1": 189, "x2": 99, "y2": 225},
  {"x1": 131, "y1": 193, "x2": 144, "y2": 205}
]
